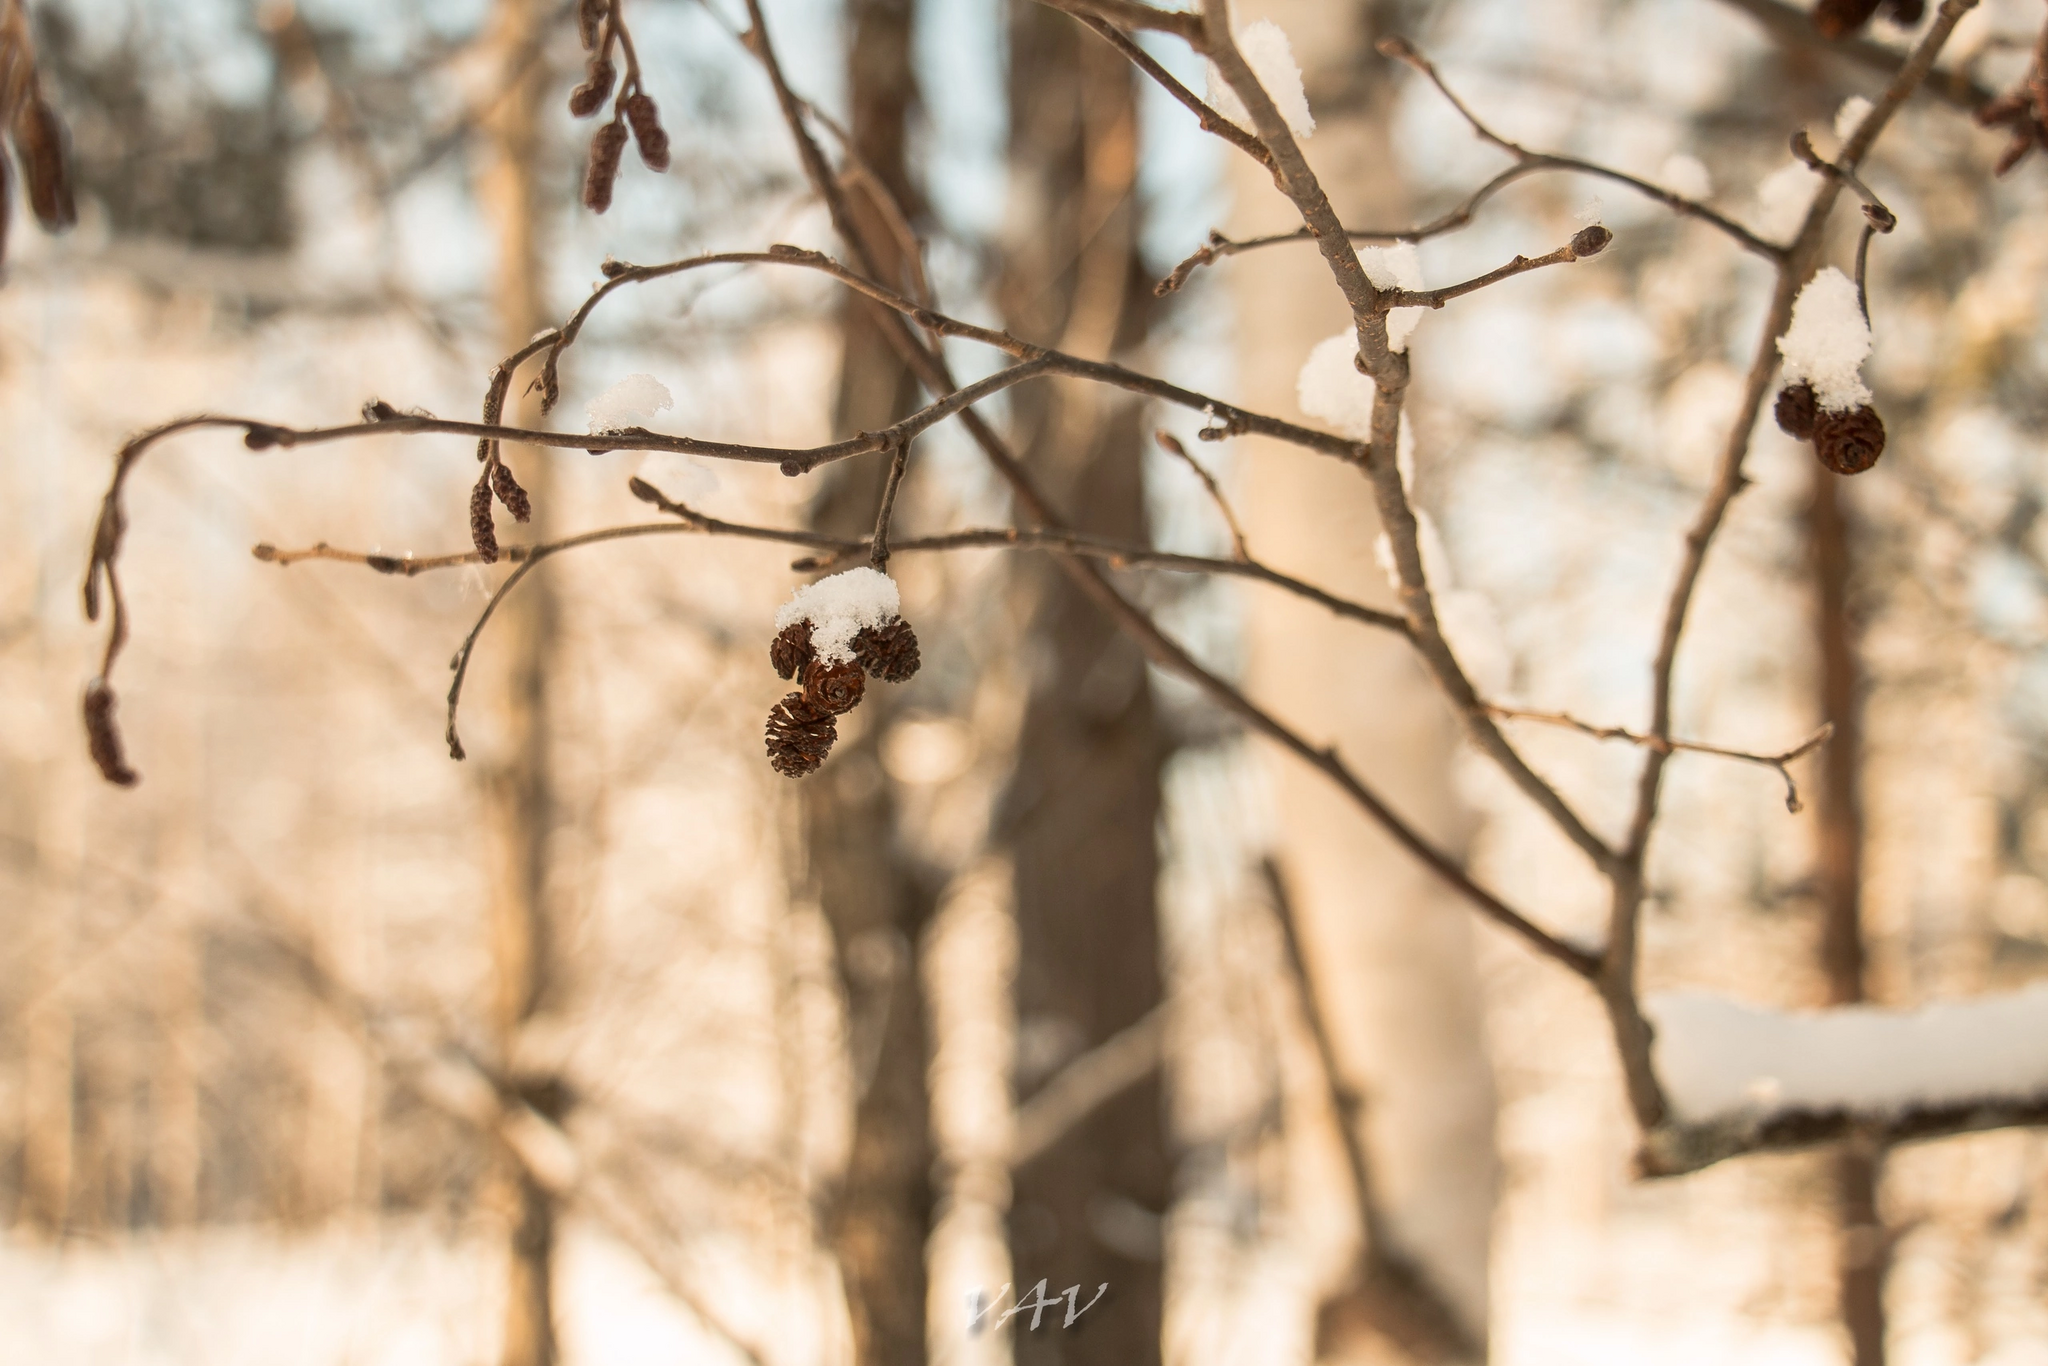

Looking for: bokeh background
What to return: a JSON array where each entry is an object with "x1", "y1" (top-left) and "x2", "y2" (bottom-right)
[{"x1": 6, "y1": 1, "x2": 2048, "y2": 1363}]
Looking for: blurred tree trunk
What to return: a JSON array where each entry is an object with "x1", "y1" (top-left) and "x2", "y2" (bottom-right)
[
  {"x1": 478, "y1": 2, "x2": 559, "y2": 1363},
  {"x1": 809, "y1": 4, "x2": 937, "y2": 1365},
  {"x1": 1811, "y1": 468, "x2": 1886, "y2": 1366},
  {"x1": 996, "y1": 8, "x2": 1169, "y2": 1364},
  {"x1": 1229, "y1": 3, "x2": 1495, "y2": 1361}
]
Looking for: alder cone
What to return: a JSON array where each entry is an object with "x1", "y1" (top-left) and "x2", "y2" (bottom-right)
[
  {"x1": 766, "y1": 693, "x2": 838, "y2": 777},
  {"x1": 770, "y1": 621, "x2": 815, "y2": 680},
  {"x1": 470, "y1": 477, "x2": 499, "y2": 563},
  {"x1": 1813, "y1": 404, "x2": 1887, "y2": 475},
  {"x1": 1812, "y1": 0, "x2": 1881, "y2": 38},
  {"x1": 852, "y1": 618, "x2": 920, "y2": 683},
  {"x1": 801, "y1": 658, "x2": 866, "y2": 715},
  {"x1": 1774, "y1": 382, "x2": 1818, "y2": 440},
  {"x1": 582, "y1": 119, "x2": 628, "y2": 213}
]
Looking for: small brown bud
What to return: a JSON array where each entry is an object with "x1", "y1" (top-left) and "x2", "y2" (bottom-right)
[
  {"x1": 83, "y1": 679, "x2": 139, "y2": 786},
  {"x1": 1774, "y1": 382, "x2": 1818, "y2": 440},
  {"x1": 1570, "y1": 224, "x2": 1612, "y2": 258},
  {"x1": 851, "y1": 618, "x2": 921, "y2": 683},
  {"x1": 582, "y1": 119, "x2": 628, "y2": 213},
  {"x1": 1883, "y1": 0, "x2": 1924, "y2": 24},
  {"x1": 623, "y1": 92, "x2": 670, "y2": 172},
  {"x1": 801, "y1": 657, "x2": 866, "y2": 715},
  {"x1": 243, "y1": 426, "x2": 282, "y2": 449},
  {"x1": 1813, "y1": 404, "x2": 1886, "y2": 475},
  {"x1": 766, "y1": 692, "x2": 838, "y2": 777},
  {"x1": 12, "y1": 95, "x2": 76, "y2": 231},
  {"x1": 600, "y1": 256, "x2": 632, "y2": 278},
  {"x1": 362, "y1": 399, "x2": 401, "y2": 422},
  {"x1": 470, "y1": 476, "x2": 499, "y2": 563},
  {"x1": 569, "y1": 54, "x2": 616, "y2": 118},
  {"x1": 1812, "y1": 0, "x2": 1881, "y2": 39},
  {"x1": 490, "y1": 460, "x2": 532, "y2": 523},
  {"x1": 770, "y1": 620, "x2": 815, "y2": 680}
]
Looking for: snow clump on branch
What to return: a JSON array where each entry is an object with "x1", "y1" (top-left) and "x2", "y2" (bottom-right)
[
  {"x1": 587, "y1": 373, "x2": 674, "y2": 434},
  {"x1": 775, "y1": 567, "x2": 902, "y2": 665},
  {"x1": 1205, "y1": 20, "x2": 1314, "y2": 140},
  {"x1": 1778, "y1": 267, "x2": 1872, "y2": 412}
]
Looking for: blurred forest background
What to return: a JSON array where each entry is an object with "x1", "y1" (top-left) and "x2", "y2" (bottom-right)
[{"x1": 7, "y1": 0, "x2": 2048, "y2": 1364}]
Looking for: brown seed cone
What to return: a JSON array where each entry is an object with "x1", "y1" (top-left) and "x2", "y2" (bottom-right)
[
  {"x1": 13, "y1": 95, "x2": 76, "y2": 231},
  {"x1": 1813, "y1": 404, "x2": 1886, "y2": 475},
  {"x1": 770, "y1": 620, "x2": 815, "y2": 680},
  {"x1": 582, "y1": 119, "x2": 628, "y2": 214},
  {"x1": 490, "y1": 459, "x2": 532, "y2": 523},
  {"x1": 83, "y1": 679, "x2": 139, "y2": 787},
  {"x1": 851, "y1": 618, "x2": 921, "y2": 683},
  {"x1": 470, "y1": 476, "x2": 499, "y2": 563},
  {"x1": 766, "y1": 692, "x2": 838, "y2": 777},
  {"x1": 1812, "y1": 0, "x2": 1880, "y2": 38},
  {"x1": 801, "y1": 658, "x2": 866, "y2": 715},
  {"x1": 1774, "y1": 382, "x2": 1819, "y2": 440},
  {"x1": 569, "y1": 55, "x2": 616, "y2": 118}
]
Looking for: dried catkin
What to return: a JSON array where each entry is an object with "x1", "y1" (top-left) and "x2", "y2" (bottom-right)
[
  {"x1": 83, "y1": 679, "x2": 138, "y2": 787},
  {"x1": 623, "y1": 92, "x2": 670, "y2": 172},
  {"x1": 851, "y1": 618, "x2": 921, "y2": 683},
  {"x1": 470, "y1": 477, "x2": 499, "y2": 563},
  {"x1": 577, "y1": 0, "x2": 607, "y2": 49},
  {"x1": 490, "y1": 460, "x2": 533, "y2": 523},
  {"x1": 582, "y1": 119, "x2": 628, "y2": 213},
  {"x1": 765, "y1": 693, "x2": 838, "y2": 777},
  {"x1": 569, "y1": 55, "x2": 616, "y2": 118},
  {"x1": 13, "y1": 95, "x2": 75, "y2": 230}
]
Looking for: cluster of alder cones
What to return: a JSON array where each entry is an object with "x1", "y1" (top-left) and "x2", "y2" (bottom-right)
[
  {"x1": 571, "y1": 0, "x2": 671, "y2": 213},
  {"x1": 764, "y1": 617, "x2": 921, "y2": 778},
  {"x1": 1775, "y1": 382, "x2": 1887, "y2": 475}
]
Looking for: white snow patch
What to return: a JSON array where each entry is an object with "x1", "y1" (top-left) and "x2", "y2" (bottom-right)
[
  {"x1": 1360, "y1": 243, "x2": 1426, "y2": 352},
  {"x1": 1753, "y1": 159, "x2": 1822, "y2": 241},
  {"x1": 1298, "y1": 333, "x2": 1374, "y2": 438},
  {"x1": 1834, "y1": 95, "x2": 1874, "y2": 144},
  {"x1": 1204, "y1": 20, "x2": 1314, "y2": 139},
  {"x1": 1396, "y1": 412, "x2": 1416, "y2": 492},
  {"x1": 1777, "y1": 267, "x2": 1872, "y2": 411},
  {"x1": 1648, "y1": 985, "x2": 2048, "y2": 1125},
  {"x1": 1659, "y1": 153, "x2": 1713, "y2": 202},
  {"x1": 775, "y1": 567, "x2": 901, "y2": 664},
  {"x1": 1572, "y1": 195, "x2": 1605, "y2": 227},
  {"x1": 587, "y1": 374, "x2": 674, "y2": 434}
]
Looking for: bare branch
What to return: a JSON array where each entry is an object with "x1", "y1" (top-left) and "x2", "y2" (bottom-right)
[
  {"x1": 1486, "y1": 706, "x2": 1834, "y2": 813},
  {"x1": 1155, "y1": 429, "x2": 1249, "y2": 561}
]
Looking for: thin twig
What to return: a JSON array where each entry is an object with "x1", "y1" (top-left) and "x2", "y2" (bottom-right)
[
  {"x1": 869, "y1": 439, "x2": 910, "y2": 571},
  {"x1": 1155, "y1": 429, "x2": 1249, "y2": 561},
  {"x1": 1486, "y1": 706, "x2": 1834, "y2": 813}
]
